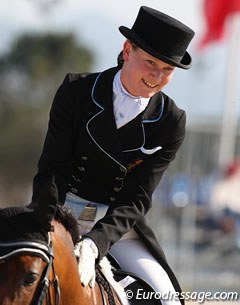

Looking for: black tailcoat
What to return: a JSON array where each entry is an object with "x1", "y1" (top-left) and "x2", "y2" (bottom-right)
[{"x1": 33, "y1": 66, "x2": 186, "y2": 299}]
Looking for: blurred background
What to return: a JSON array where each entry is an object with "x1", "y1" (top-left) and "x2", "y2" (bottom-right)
[{"x1": 0, "y1": 0, "x2": 240, "y2": 298}]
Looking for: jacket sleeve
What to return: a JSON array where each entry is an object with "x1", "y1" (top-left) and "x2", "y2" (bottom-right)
[
  {"x1": 85, "y1": 109, "x2": 186, "y2": 261},
  {"x1": 32, "y1": 74, "x2": 77, "y2": 204}
]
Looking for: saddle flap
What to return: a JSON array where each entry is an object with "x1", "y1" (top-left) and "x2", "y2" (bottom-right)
[{"x1": 113, "y1": 269, "x2": 162, "y2": 305}]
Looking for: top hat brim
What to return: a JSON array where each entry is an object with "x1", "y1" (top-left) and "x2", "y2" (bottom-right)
[{"x1": 119, "y1": 26, "x2": 192, "y2": 70}]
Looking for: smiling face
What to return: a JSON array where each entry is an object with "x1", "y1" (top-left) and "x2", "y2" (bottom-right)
[{"x1": 120, "y1": 40, "x2": 175, "y2": 98}]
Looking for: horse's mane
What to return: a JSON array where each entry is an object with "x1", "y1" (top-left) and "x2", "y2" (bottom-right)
[
  {"x1": 55, "y1": 206, "x2": 80, "y2": 245},
  {"x1": 0, "y1": 205, "x2": 80, "y2": 245}
]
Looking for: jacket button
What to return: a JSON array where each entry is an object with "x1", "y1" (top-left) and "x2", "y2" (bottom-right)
[
  {"x1": 70, "y1": 187, "x2": 78, "y2": 194},
  {"x1": 78, "y1": 166, "x2": 85, "y2": 172},
  {"x1": 72, "y1": 175, "x2": 81, "y2": 183},
  {"x1": 110, "y1": 197, "x2": 116, "y2": 202},
  {"x1": 114, "y1": 186, "x2": 121, "y2": 193},
  {"x1": 81, "y1": 156, "x2": 88, "y2": 161}
]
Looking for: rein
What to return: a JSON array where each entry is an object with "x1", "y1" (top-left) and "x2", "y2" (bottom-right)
[
  {"x1": 96, "y1": 267, "x2": 117, "y2": 305},
  {"x1": 0, "y1": 235, "x2": 60, "y2": 305}
]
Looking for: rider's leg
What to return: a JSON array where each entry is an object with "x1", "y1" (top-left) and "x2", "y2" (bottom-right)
[{"x1": 109, "y1": 236, "x2": 182, "y2": 305}]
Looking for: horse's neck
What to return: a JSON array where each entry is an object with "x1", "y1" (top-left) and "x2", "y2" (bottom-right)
[
  {"x1": 51, "y1": 221, "x2": 81, "y2": 302},
  {"x1": 51, "y1": 220, "x2": 122, "y2": 305},
  {"x1": 52, "y1": 220, "x2": 76, "y2": 257},
  {"x1": 50, "y1": 221, "x2": 102, "y2": 304}
]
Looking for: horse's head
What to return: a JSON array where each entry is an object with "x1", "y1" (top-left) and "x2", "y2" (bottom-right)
[
  {"x1": 0, "y1": 178, "x2": 122, "y2": 305},
  {"x1": 0, "y1": 178, "x2": 60, "y2": 305}
]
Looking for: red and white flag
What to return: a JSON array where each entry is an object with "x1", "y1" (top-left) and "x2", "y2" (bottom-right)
[{"x1": 199, "y1": 0, "x2": 240, "y2": 49}]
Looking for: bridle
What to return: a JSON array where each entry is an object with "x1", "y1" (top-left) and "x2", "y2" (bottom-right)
[{"x1": 0, "y1": 234, "x2": 60, "y2": 305}]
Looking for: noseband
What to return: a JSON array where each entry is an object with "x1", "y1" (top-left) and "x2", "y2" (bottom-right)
[{"x1": 0, "y1": 234, "x2": 60, "y2": 305}]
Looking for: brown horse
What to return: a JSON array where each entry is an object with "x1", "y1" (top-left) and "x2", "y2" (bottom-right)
[{"x1": 0, "y1": 180, "x2": 122, "y2": 305}]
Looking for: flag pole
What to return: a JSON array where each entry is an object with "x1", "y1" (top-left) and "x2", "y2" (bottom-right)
[{"x1": 218, "y1": 15, "x2": 240, "y2": 168}]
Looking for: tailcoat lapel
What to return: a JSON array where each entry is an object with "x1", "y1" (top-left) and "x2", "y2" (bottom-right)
[
  {"x1": 118, "y1": 93, "x2": 165, "y2": 152},
  {"x1": 86, "y1": 68, "x2": 125, "y2": 166}
]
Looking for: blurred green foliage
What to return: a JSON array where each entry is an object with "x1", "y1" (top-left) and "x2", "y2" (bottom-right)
[{"x1": 0, "y1": 32, "x2": 93, "y2": 204}]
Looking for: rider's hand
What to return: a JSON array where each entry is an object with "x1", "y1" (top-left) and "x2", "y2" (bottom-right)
[{"x1": 77, "y1": 237, "x2": 99, "y2": 287}]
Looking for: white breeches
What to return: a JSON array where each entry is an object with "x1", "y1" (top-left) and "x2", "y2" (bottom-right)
[
  {"x1": 65, "y1": 192, "x2": 182, "y2": 305},
  {"x1": 109, "y1": 239, "x2": 182, "y2": 305}
]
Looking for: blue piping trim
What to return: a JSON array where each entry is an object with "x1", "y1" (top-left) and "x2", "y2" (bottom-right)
[
  {"x1": 86, "y1": 73, "x2": 127, "y2": 170},
  {"x1": 143, "y1": 95, "x2": 165, "y2": 123}
]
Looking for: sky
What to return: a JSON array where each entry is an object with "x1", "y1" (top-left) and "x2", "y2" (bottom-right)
[{"x1": 0, "y1": 0, "x2": 239, "y2": 123}]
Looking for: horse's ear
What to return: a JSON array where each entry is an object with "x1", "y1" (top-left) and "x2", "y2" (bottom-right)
[{"x1": 32, "y1": 176, "x2": 59, "y2": 230}]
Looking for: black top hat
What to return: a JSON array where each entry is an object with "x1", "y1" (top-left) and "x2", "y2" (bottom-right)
[{"x1": 119, "y1": 6, "x2": 195, "y2": 69}]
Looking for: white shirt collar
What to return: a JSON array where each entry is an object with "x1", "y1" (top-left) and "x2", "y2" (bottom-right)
[{"x1": 113, "y1": 70, "x2": 149, "y2": 129}]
